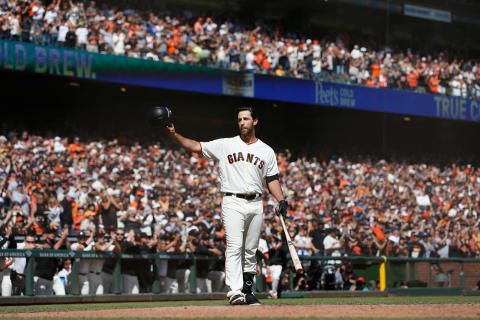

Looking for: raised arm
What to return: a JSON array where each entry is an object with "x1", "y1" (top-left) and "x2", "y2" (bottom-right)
[{"x1": 164, "y1": 123, "x2": 202, "y2": 153}]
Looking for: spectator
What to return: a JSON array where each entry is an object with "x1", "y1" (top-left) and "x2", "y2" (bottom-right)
[
  {"x1": 10, "y1": 233, "x2": 35, "y2": 296},
  {"x1": 80, "y1": 208, "x2": 96, "y2": 231},
  {"x1": 408, "y1": 233, "x2": 426, "y2": 258},
  {"x1": 320, "y1": 264, "x2": 343, "y2": 290},
  {"x1": 45, "y1": 197, "x2": 63, "y2": 227},
  {"x1": 65, "y1": 24, "x2": 76, "y2": 48},
  {"x1": 75, "y1": 20, "x2": 88, "y2": 50},
  {"x1": 60, "y1": 190, "x2": 75, "y2": 233},
  {"x1": 323, "y1": 228, "x2": 342, "y2": 264},
  {"x1": 57, "y1": 259, "x2": 72, "y2": 294},
  {"x1": 353, "y1": 276, "x2": 368, "y2": 291},
  {"x1": 99, "y1": 191, "x2": 120, "y2": 234}
]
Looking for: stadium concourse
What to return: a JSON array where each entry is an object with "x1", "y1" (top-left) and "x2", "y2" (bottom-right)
[
  {"x1": 0, "y1": 0, "x2": 480, "y2": 98},
  {"x1": 0, "y1": 130, "x2": 479, "y2": 297}
]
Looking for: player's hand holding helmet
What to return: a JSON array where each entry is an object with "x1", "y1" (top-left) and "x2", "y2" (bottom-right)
[
  {"x1": 276, "y1": 200, "x2": 288, "y2": 219},
  {"x1": 150, "y1": 106, "x2": 173, "y2": 128}
]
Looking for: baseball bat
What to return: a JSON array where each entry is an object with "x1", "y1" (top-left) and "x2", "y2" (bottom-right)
[{"x1": 279, "y1": 214, "x2": 303, "y2": 273}]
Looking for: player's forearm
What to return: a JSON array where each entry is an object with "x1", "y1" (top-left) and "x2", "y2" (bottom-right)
[
  {"x1": 267, "y1": 180, "x2": 285, "y2": 202},
  {"x1": 169, "y1": 132, "x2": 202, "y2": 153}
]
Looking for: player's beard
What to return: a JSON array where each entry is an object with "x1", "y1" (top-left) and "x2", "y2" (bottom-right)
[{"x1": 240, "y1": 125, "x2": 254, "y2": 138}]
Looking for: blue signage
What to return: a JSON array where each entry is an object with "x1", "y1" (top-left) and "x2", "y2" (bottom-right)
[
  {"x1": 254, "y1": 75, "x2": 480, "y2": 122},
  {"x1": 1, "y1": 40, "x2": 479, "y2": 123}
]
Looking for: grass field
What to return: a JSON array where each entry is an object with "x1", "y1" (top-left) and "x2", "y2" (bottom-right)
[
  {"x1": 1, "y1": 296, "x2": 479, "y2": 319},
  {"x1": 13, "y1": 318, "x2": 480, "y2": 320}
]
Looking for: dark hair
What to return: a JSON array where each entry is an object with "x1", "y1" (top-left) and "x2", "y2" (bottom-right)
[{"x1": 236, "y1": 106, "x2": 257, "y2": 120}]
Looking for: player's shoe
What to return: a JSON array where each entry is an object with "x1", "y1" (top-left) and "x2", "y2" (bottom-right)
[
  {"x1": 268, "y1": 290, "x2": 278, "y2": 299},
  {"x1": 245, "y1": 292, "x2": 261, "y2": 305},
  {"x1": 229, "y1": 293, "x2": 246, "y2": 305},
  {"x1": 241, "y1": 272, "x2": 260, "y2": 305}
]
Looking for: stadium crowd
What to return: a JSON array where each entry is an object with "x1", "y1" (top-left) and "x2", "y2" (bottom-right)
[
  {"x1": 0, "y1": 131, "x2": 479, "y2": 297},
  {"x1": 1, "y1": 0, "x2": 480, "y2": 98}
]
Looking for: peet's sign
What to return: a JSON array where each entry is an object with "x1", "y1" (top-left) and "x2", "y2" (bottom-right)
[
  {"x1": 315, "y1": 82, "x2": 356, "y2": 108},
  {"x1": 0, "y1": 41, "x2": 96, "y2": 79}
]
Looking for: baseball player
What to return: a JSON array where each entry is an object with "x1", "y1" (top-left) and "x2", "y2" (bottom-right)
[
  {"x1": 163, "y1": 106, "x2": 288, "y2": 305},
  {"x1": 89, "y1": 231, "x2": 119, "y2": 295},
  {"x1": 70, "y1": 230, "x2": 95, "y2": 295}
]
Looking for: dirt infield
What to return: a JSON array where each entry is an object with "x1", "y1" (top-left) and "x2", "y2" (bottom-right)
[{"x1": 3, "y1": 304, "x2": 480, "y2": 318}]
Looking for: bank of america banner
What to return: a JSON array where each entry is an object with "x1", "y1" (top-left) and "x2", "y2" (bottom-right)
[{"x1": 2, "y1": 40, "x2": 479, "y2": 122}]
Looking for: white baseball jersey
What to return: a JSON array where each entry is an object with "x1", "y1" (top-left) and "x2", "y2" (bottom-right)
[
  {"x1": 12, "y1": 243, "x2": 27, "y2": 274},
  {"x1": 258, "y1": 238, "x2": 269, "y2": 256},
  {"x1": 71, "y1": 242, "x2": 94, "y2": 274},
  {"x1": 200, "y1": 136, "x2": 278, "y2": 194},
  {"x1": 90, "y1": 244, "x2": 115, "y2": 273}
]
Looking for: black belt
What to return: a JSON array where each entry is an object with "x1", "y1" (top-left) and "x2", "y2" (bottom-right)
[
  {"x1": 79, "y1": 272, "x2": 88, "y2": 276},
  {"x1": 90, "y1": 272, "x2": 101, "y2": 275},
  {"x1": 223, "y1": 193, "x2": 261, "y2": 200}
]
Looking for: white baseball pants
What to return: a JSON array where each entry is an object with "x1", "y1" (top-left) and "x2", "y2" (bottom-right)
[
  {"x1": 78, "y1": 274, "x2": 89, "y2": 295},
  {"x1": 52, "y1": 275, "x2": 65, "y2": 295},
  {"x1": 102, "y1": 272, "x2": 114, "y2": 294},
  {"x1": 269, "y1": 264, "x2": 283, "y2": 295},
  {"x1": 1, "y1": 273, "x2": 12, "y2": 296},
  {"x1": 207, "y1": 270, "x2": 225, "y2": 293},
  {"x1": 121, "y1": 274, "x2": 139, "y2": 294},
  {"x1": 88, "y1": 273, "x2": 103, "y2": 295},
  {"x1": 222, "y1": 195, "x2": 263, "y2": 299},
  {"x1": 175, "y1": 269, "x2": 190, "y2": 293}
]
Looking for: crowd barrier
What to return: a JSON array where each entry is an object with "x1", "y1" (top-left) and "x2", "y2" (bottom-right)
[{"x1": 1, "y1": 250, "x2": 479, "y2": 296}]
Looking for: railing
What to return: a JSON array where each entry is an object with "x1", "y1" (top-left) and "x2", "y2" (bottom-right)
[
  {"x1": 290, "y1": 255, "x2": 480, "y2": 293},
  {"x1": 1, "y1": 250, "x2": 479, "y2": 296},
  {"x1": 0, "y1": 249, "x2": 221, "y2": 296}
]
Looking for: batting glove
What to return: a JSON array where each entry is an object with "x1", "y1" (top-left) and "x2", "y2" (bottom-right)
[{"x1": 276, "y1": 200, "x2": 288, "y2": 219}]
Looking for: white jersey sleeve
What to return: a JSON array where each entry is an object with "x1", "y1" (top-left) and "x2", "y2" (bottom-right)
[
  {"x1": 265, "y1": 148, "x2": 279, "y2": 178},
  {"x1": 85, "y1": 242, "x2": 95, "y2": 251},
  {"x1": 200, "y1": 138, "x2": 227, "y2": 161},
  {"x1": 71, "y1": 242, "x2": 82, "y2": 251}
]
